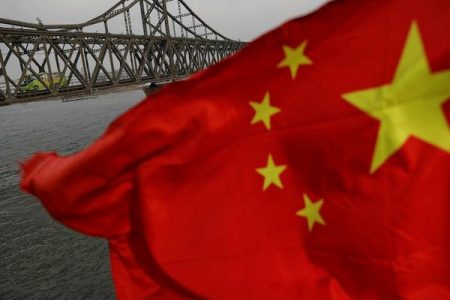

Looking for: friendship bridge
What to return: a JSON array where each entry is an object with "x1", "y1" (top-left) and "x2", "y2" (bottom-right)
[{"x1": 0, "y1": 0, "x2": 245, "y2": 104}]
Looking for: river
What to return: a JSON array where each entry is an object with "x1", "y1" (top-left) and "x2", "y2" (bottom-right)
[{"x1": 0, "y1": 90, "x2": 145, "y2": 299}]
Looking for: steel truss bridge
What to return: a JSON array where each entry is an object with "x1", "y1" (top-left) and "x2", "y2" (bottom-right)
[{"x1": 0, "y1": 0, "x2": 244, "y2": 104}]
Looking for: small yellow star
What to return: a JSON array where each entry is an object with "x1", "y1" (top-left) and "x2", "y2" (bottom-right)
[
  {"x1": 342, "y1": 21, "x2": 450, "y2": 173},
  {"x1": 297, "y1": 194, "x2": 325, "y2": 232},
  {"x1": 249, "y1": 92, "x2": 281, "y2": 130},
  {"x1": 256, "y1": 154, "x2": 287, "y2": 190},
  {"x1": 277, "y1": 40, "x2": 313, "y2": 79}
]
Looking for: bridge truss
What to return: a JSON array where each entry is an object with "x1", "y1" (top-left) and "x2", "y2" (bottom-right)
[{"x1": 0, "y1": 0, "x2": 244, "y2": 103}]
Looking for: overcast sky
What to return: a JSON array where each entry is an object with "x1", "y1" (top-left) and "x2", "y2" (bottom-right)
[{"x1": 0, "y1": 0, "x2": 329, "y2": 41}]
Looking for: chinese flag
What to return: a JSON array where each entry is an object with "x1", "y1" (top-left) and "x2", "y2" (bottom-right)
[{"x1": 21, "y1": 0, "x2": 450, "y2": 299}]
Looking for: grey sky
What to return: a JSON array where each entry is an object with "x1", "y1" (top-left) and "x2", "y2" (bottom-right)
[{"x1": 0, "y1": 0, "x2": 328, "y2": 41}]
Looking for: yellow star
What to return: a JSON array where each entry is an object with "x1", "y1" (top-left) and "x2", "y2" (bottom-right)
[
  {"x1": 342, "y1": 21, "x2": 450, "y2": 173},
  {"x1": 256, "y1": 154, "x2": 287, "y2": 190},
  {"x1": 297, "y1": 194, "x2": 325, "y2": 232},
  {"x1": 277, "y1": 40, "x2": 313, "y2": 79},
  {"x1": 249, "y1": 92, "x2": 281, "y2": 130}
]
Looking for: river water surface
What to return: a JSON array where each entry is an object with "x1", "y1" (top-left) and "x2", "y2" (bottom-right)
[{"x1": 0, "y1": 91, "x2": 145, "y2": 299}]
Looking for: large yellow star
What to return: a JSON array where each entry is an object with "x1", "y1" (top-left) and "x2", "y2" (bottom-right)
[
  {"x1": 250, "y1": 92, "x2": 281, "y2": 130},
  {"x1": 277, "y1": 41, "x2": 313, "y2": 79},
  {"x1": 343, "y1": 21, "x2": 450, "y2": 173},
  {"x1": 297, "y1": 194, "x2": 325, "y2": 232},
  {"x1": 256, "y1": 154, "x2": 287, "y2": 190}
]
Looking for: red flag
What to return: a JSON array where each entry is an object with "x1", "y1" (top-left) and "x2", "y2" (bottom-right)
[{"x1": 21, "y1": 0, "x2": 450, "y2": 299}]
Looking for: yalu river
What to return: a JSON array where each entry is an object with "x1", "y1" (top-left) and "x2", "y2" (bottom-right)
[{"x1": 0, "y1": 90, "x2": 145, "y2": 299}]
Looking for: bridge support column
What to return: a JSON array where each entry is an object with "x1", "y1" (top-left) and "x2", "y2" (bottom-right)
[
  {"x1": 43, "y1": 38, "x2": 57, "y2": 95},
  {"x1": 80, "y1": 41, "x2": 92, "y2": 92},
  {"x1": 140, "y1": 0, "x2": 148, "y2": 36},
  {"x1": 107, "y1": 40, "x2": 117, "y2": 85},
  {"x1": 0, "y1": 49, "x2": 12, "y2": 104},
  {"x1": 161, "y1": 0, "x2": 176, "y2": 79}
]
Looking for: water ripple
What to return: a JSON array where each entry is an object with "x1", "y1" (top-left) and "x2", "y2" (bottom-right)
[{"x1": 0, "y1": 91, "x2": 145, "y2": 299}]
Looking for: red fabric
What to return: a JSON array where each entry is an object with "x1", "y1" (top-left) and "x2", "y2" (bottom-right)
[{"x1": 21, "y1": 0, "x2": 450, "y2": 299}]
